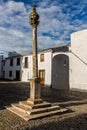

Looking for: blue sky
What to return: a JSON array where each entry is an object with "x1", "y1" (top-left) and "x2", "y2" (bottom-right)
[{"x1": 0, "y1": 0, "x2": 87, "y2": 55}]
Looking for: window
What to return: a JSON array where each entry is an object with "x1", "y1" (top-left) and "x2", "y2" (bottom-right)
[
  {"x1": 3, "y1": 71, "x2": 5, "y2": 78},
  {"x1": 9, "y1": 71, "x2": 12, "y2": 77},
  {"x1": 24, "y1": 57, "x2": 28, "y2": 68},
  {"x1": 40, "y1": 54, "x2": 44, "y2": 62},
  {"x1": 17, "y1": 58, "x2": 20, "y2": 66},
  {"x1": 3, "y1": 61, "x2": 5, "y2": 66},
  {"x1": 10, "y1": 59, "x2": 13, "y2": 66}
]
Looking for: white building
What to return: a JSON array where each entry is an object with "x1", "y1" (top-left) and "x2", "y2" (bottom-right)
[
  {"x1": 52, "y1": 29, "x2": 87, "y2": 90},
  {"x1": 70, "y1": 29, "x2": 87, "y2": 90},
  {"x1": 2, "y1": 46, "x2": 70, "y2": 89},
  {"x1": 0, "y1": 29, "x2": 87, "y2": 90},
  {"x1": 21, "y1": 49, "x2": 52, "y2": 85},
  {"x1": 2, "y1": 55, "x2": 22, "y2": 80}
]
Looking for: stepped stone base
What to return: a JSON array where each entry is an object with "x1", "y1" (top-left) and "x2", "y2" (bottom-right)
[{"x1": 6, "y1": 101, "x2": 69, "y2": 121}]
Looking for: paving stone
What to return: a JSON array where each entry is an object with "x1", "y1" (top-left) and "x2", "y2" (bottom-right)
[{"x1": 0, "y1": 81, "x2": 86, "y2": 130}]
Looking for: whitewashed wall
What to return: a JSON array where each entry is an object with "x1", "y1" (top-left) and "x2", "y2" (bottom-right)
[
  {"x1": 21, "y1": 51, "x2": 52, "y2": 86},
  {"x1": 21, "y1": 55, "x2": 32, "y2": 82},
  {"x1": 38, "y1": 51, "x2": 52, "y2": 86},
  {"x1": 3, "y1": 57, "x2": 21, "y2": 80},
  {"x1": 71, "y1": 29, "x2": 87, "y2": 90},
  {"x1": 2, "y1": 50, "x2": 52, "y2": 85}
]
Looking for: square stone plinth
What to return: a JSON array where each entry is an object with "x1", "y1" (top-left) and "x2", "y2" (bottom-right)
[{"x1": 29, "y1": 78, "x2": 43, "y2": 104}]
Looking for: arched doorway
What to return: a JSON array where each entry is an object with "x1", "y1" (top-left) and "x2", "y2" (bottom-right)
[{"x1": 52, "y1": 54, "x2": 69, "y2": 89}]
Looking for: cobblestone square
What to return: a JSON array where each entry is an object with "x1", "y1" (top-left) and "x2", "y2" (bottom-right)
[{"x1": 0, "y1": 81, "x2": 87, "y2": 130}]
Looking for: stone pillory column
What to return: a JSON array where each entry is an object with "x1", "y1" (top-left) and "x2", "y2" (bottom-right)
[
  {"x1": 30, "y1": 6, "x2": 39, "y2": 78},
  {"x1": 6, "y1": 5, "x2": 68, "y2": 121},
  {"x1": 28, "y1": 5, "x2": 43, "y2": 104}
]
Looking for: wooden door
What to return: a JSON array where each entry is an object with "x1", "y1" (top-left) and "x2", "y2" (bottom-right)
[{"x1": 39, "y1": 70, "x2": 45, "y2": 85}]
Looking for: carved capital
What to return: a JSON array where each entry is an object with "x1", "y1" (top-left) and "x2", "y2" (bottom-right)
[{"x1": 29, "y1": 5, "x2": 39, "y2": 27}]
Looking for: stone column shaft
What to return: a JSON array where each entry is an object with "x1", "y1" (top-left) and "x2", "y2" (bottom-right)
[
  {"x1": 28, "y1": 6, "x2": 43, "y2": 104},
  {"x1": 32, "y1": 26, "x2": 38, "y2": 78}
]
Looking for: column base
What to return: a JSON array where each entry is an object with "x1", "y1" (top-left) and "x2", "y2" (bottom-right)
[
  {"x1": 29, "y1": 77, "x2": 42, "y2": 104},
  {"x1": 27, "y1": 98, "x2": 43, "y2": 105}
]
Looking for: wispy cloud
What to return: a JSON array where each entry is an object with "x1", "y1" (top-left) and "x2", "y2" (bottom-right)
[
  {"x1": 0, "y1": 1, "x2": 32, "y2": 55},
  {"x1": 0, "y1": 0, "x2": 87, "y2": 56}
]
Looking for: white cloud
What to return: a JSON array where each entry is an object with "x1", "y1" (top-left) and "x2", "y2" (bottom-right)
[
  {"x1": 0, "y1": 27, "x2": 32, "y2": 52},
  {"x1": 0, "y1": 0, "x2": 87, "y2": 56},
  {"x1": 0, "y1": 1, "x2": 32, "y2": 55}
]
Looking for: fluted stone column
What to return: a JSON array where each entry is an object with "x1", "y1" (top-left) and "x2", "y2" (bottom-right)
[{"x1": 28, "y1": 6, "x2": 43, "y2": 104}]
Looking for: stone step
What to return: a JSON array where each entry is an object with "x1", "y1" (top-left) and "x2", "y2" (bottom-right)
[
  {"x1": 26, "y1": 105, "x2": 60, "y2": 115},
  {"x1": 19, "y1": 101, "x2": 51, "y2": 109},
  {"x1": 6, "y1": 105, "x2": 68, "y2": 121},
  {"x1": 28, "y1": 108, "x2": 69, "y2": 120},
  {"x1": 12, "y1": 103, "x2": 60, "y2": 115},
  {"x1": 6, "y1": 106, "x2": 29, "y2": 121},
  {"x1": 11, "y1": 103, "x2": 30, "y2": 113}
]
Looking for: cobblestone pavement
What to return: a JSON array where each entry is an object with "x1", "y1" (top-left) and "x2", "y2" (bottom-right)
[{"x1": 0, "y1": 81, "x2": 87, "y2": 130}]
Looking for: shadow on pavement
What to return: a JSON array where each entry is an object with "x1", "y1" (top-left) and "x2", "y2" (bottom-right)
[
  {"x1": 0, "y1": 82, "x2": 30, "y2": 110},
  {"x1": 17, "y1": 113, "x2": 87, "y2": 130},
  {"x1": 0, "y1": 82, "x2": 87, "y2": 110}
]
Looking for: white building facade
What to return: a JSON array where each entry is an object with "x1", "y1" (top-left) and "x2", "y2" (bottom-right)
[
  {"x1": 0, "y1": 29, "x2": 87, "y2": 90},
  {"x1": 2, "y1": 49, "x2": 53, "y2": 86},
  {"x1": 3, "y1": 55, "x2": 22, "y2": 80},
  {"x1": 21, "y1": 50, "x2": 52, "y2": 86},
  {"x1": 1, "y1": 46, "x2": 71, "y2": 89},
  {"x1": 71, "y1": 29, "x2": 87, "y2": 90}
]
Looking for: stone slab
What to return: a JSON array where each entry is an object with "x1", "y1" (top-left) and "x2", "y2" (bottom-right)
[
  {"x1": 6, "y1": 105, "x2": 68, "y2": 121},
  {"x1": 6, "y1": 101, "x2": 69, "y2": 121},
  {"x1": 19, "y1": 101, "x2": 51, "y2": 109}
]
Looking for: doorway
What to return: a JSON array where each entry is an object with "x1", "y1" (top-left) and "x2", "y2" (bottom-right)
[
  {"x1": 39, "y1": 70, "x2": 45, "y2": 85},
  {"x1": 16, "y1": 70, "x2": 20, "y2": 81},
  {"x1": 52, "y1": 54, "x2": 69, "y2": 89}
]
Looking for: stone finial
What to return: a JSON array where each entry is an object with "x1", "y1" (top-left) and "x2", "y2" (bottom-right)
[{"x1": 29, "y1": 5, "x2": 39, "y2": 27}]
